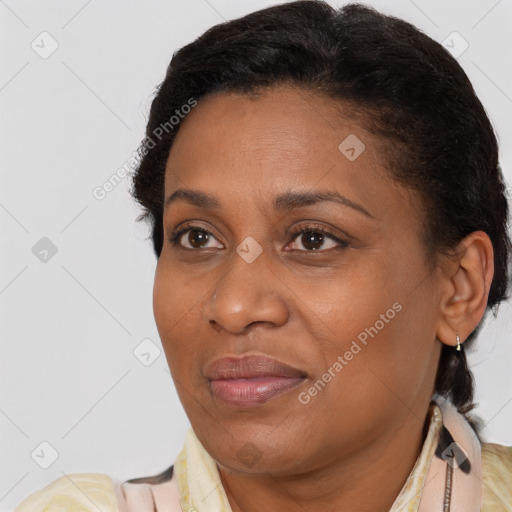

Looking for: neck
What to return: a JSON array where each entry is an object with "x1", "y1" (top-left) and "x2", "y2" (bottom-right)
[{"x1": 219, "y1": 403, "x2": 433, "y2": 512}]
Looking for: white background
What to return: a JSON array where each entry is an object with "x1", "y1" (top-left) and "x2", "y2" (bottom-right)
[{"x1": 1, "y1": 1, "x2": 511, "y2": 510}]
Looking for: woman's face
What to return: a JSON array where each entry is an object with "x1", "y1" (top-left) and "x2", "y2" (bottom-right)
[{"x1": 153, "y1": 85, "x2": 443, "y2": 474}]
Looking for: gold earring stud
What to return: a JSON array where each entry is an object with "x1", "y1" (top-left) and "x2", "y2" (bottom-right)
[{"x1": 456, "y1": 334, "x2": 461, "y2": 351}]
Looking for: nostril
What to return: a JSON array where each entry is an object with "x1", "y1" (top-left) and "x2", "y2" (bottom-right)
[{"x1": 209, "y1": 320, "x2": 222, "y2": 333}]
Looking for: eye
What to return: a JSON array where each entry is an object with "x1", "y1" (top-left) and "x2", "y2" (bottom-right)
[
  {"x1": 286, "y1": 226, "x2": 349, "y2": 252},
  {"x1": 168, "y1": 225, "x2": 223, "y2": 249},
  {"x1": 167, "y1": 223, "x2": 349, "y2": 252}
]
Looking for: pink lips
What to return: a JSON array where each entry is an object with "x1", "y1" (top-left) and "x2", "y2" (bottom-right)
[{"x1": 204, "y1": 354, "x2": 307, "y2": 407}]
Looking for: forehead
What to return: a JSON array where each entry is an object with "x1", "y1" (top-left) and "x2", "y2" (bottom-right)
[
  {"x1": 167, "y1": 85, "x2": 367, "y2": 162},
  {"x1": 163, "y1": 85, "x2": 420, "y2": 221}
]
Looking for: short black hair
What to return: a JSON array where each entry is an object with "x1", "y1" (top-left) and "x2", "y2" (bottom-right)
[{"x1": 130, "y1": 0, "x2": 511, "y2": 425}]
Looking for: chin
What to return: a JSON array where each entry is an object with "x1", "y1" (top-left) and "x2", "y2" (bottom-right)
[{"x1": 195, "y1": 423, "x2": 313, "y2": 475}]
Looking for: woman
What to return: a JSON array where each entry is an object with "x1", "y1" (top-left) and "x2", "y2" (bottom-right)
[{"x1": 14, "y1": 1, "x2": 512, "y2": 510}]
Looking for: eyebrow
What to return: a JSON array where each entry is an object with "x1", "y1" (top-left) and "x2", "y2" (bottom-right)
[{"x1": 164, "y1": 188, "x2": 373, "y2": 218}]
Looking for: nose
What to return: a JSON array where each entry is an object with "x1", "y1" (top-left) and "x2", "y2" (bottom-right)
[{"x1": 203, "y1": 249, "x2": 289, "y2": 335}]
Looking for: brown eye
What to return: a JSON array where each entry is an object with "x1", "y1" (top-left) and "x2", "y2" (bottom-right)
[
  {"x1": 288, "y1": 228, "x2": 347, "y2": 252},
  {"x1": 168, "y1": 226, "x2": 223, "y2": 250},
  {"x1": 298, "y1": 231, "x2": 326, "y2": 250},
  {"x1": 186, "y1": 229, "x2": 210, "y2": 248}
]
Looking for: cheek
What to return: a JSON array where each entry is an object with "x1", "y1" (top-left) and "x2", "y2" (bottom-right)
[
  {"x1": 153, "y1": 255, "x2": 203, "y2": 329},
  {"x1": 152, "y1": 260, "x2": 175, "y2": 336},
  {"x1": 300, "y1": 261, "x2": 396, "y2": 350},
  {"x1": 152, "y1": 261, "x2": 197, "y2": 374},
  {"x1": 306, "y1": 289, "x2": 402, "y2": 393},
  {"x1": 299, "y1": 256, "x2": 433, "y2": 405}
]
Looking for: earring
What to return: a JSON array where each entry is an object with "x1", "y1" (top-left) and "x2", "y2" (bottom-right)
[{"x1": 456, "y1": 334, "x2": 461, "y2": 351}]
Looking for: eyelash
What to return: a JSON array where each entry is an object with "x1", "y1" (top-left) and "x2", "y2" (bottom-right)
[{"x1": 167, "y1": 223, "x2": 349, "y2": 252}]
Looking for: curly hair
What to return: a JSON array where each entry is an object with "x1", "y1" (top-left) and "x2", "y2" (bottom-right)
[{"x1": 129, "y1": 0, "x2": 511, "y2": 425}]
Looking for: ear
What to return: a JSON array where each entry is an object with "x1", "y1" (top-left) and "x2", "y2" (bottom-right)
[{"x1": 436, "y1": 231, "x2": 494, "y2": 348}]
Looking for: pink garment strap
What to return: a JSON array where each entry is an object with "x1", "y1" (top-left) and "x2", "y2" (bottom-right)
[
  {"x1": 114, "y1": 473, "x2": 181, "y2": 512},
  {"x1": 418, "y1": 395, "x2": 482, "y2": 511}
]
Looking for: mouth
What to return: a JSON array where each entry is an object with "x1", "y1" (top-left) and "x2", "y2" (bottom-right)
[{"x1": 204, "y1": 354, "x2": 307, "y2": 407}]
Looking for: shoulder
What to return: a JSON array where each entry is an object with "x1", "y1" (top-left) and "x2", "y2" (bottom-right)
[
  {"x1": 481, "y1": 442, "x2": 512, "y2": 510},
  {"x1": 14, "y1": 473, "x2": 119, "y2": 512}
]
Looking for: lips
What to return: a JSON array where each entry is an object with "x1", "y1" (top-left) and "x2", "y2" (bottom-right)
[
  {"x1": 204, "y1": 354, "x2": 307, "y2": 407},
  {"x1": 204, "y1": 354, "x2": 307, "y2": 380}
]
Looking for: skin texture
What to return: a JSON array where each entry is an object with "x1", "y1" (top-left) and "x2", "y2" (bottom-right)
[{"x1": 153, "y1": 85, "x2": 494, "y2": 512}]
